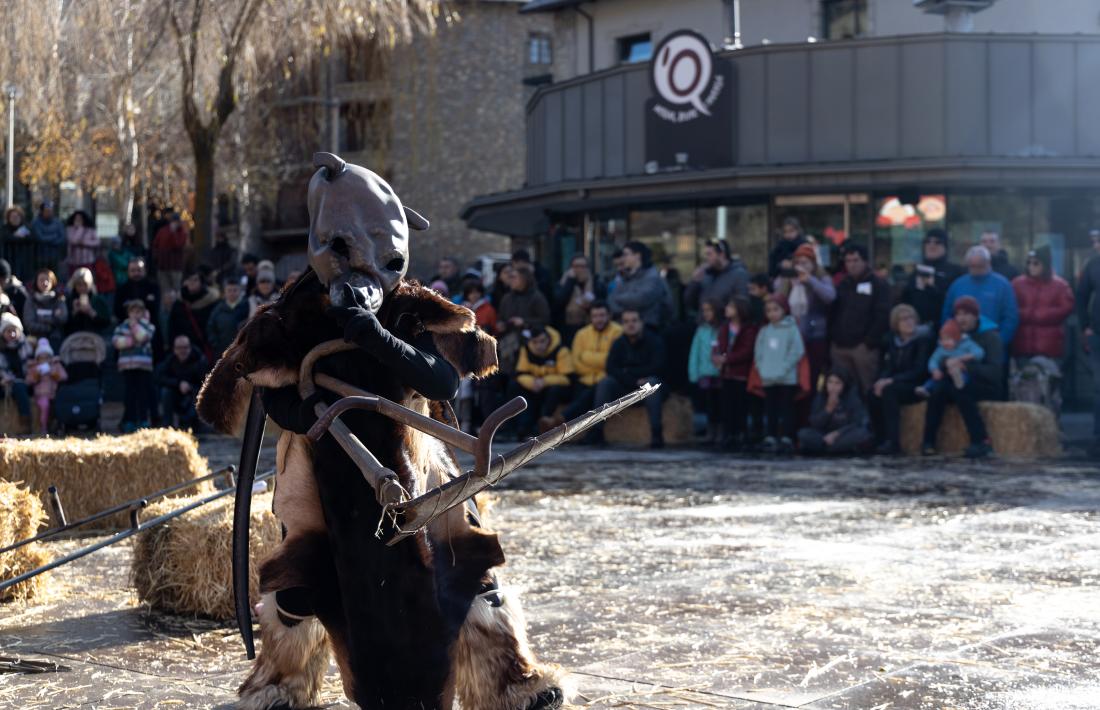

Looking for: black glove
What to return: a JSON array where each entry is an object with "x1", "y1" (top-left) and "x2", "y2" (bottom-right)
[
  {"x1": 327, "y1": 284, "x2": 389, "y2": 348},
  {"x1": 324, "y1": 284, "x2": 459, "y2": 401}
]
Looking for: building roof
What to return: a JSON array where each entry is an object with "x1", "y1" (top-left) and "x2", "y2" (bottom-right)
[{"x1": 519, "y1": 0, "x2": 586, "y2": 13}]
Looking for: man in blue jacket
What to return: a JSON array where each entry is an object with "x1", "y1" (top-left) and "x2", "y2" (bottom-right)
[{"x1": 942, "y1": 245, "x2": 1019, "y2": 347}]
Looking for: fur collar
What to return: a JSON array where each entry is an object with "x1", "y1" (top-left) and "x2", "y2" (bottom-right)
[{"x1": 197, "y1": 270, "x2": 497, "y2": 434}]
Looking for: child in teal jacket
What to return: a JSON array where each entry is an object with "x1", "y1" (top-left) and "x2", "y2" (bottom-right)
[
  {"x1": 688, "y1": 300, "x2": 722, "y2": 442},
  {"x1": 754, "y1": 294, "x2": 805, "y2": 452}
]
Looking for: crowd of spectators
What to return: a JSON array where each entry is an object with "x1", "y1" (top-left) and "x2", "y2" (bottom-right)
[
  {"x1": 0, "y1": 201, "x2": 287, "y2": 436},
  {"x1": 433, "y1": 221, "x2": 1100, "y2": 459},
  {"x1": 1, "y1": 198, "x2": 1098, "y2": 460}
]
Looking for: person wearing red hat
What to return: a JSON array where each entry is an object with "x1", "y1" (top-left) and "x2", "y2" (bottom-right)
[
  {"x1": 774, "y1": 242, "x2": 835, "y2": 406},
  {"x1": 920, "y1": 295, "x2": 1005, "y2": 458}
]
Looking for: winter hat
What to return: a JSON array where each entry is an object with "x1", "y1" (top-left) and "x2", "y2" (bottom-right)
[
  {"x1": 1027, "y1": 245, "x2": 1052, "y2": 277},
  {"x1": 0, "y1": 312, "x2": 22, "y2": 338},
  {"x1": 35, "y1": 338, "x2": 53, "y2": 358},
  {"x1": 429, "y1": 280, "x2": 450, "y2": 297},
  {"x1": 765, "y1": 292, "x2": 791, "y2": 315},
  {"x1": 939, "y1": 318, "x2": 962, "y2": 342},
  {"x1": 952, "y1": 295, "x2": 981, "y2": 319},
  {"x1": 793, "y1": 243, "x2": 817, "y2": 265},
  {"x1": 924, "y1": 228, "x2": 949, "y2": 248}
]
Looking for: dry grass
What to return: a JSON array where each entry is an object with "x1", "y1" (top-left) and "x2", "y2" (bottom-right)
[
  {"x1": 606, "y1": 393, "x2": 693, "y2": 445},
  {"x1": 900, "y1": 401, "x2": 1062, "y2": 457},
  {"x1": 0, "y1": 478, "x2": 54, "y2": 603},
  {"x1": 131, "y1": 491, "x2": 281, "y2": 620},
  {"x1": 0, "y1": 429, "x2": 211, "y2": 530}
]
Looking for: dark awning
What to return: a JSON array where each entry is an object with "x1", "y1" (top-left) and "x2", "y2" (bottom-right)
[
  {"x1": 519, "y1": 0, "x2": 586, "y2": 13},
  {"x1": 462, "y1": 157, "x2": 1100, "y2": 237}
]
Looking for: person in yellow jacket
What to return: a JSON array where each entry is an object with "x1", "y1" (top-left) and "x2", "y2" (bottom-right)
[
  {"x1": 539, "y1": 301, "x2": 622, "y2": 432},
  {"x1": 507, "y1": 325, "x2": 574, "y2": 439}
]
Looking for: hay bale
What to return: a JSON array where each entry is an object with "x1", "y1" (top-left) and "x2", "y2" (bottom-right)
[
  {"x1": 0, "y1": 479, "x2": 54, "y2": 603},
  {"x1": 131, "y1": 491, "x2": 281, "y2": 619},
  {"x1": 605, "y1": 393, "x2": 694, "y2": 445},
  {"x1": 900, "y1": 401, "x2": 1062, "y2": 457},
  {"x1": 0, "y1": 429, "x2": 211, "y2": 530}
]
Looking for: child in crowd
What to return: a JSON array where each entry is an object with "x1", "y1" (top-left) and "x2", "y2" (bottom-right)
[
  {"x1": 747, "y1": 273, "x2": 771, "y2": 324},
  {"x1": 511, "y1": 326, "x2": 573, "y2": 439},
  {"x1": 456, "y1": 281, "x2": 498, "y2": 432},
  {"x1": 753, "y1": 294, "x2": 804, "y2": 453},
  {"x1": 113, "y1": 299, "x2": 156, "y2": 432},
  {"x1": 25, "y1": 338, "x2": 67, "y2": 435},
  {"x1": 916, "y1": 318, "x2": 984, "y2": 398},
  {"x1": 714, "y1": 297, "x2": 759, "y2": 450},
  {"x1": 461, "y1": 281, "x2": 497, "y2": 331},
  {"x1": 797, "y1": 368, "x2": 872, "y2": 455},
  {"x1": 688, "y1": 300, "x2": 722, "y2": 443}
]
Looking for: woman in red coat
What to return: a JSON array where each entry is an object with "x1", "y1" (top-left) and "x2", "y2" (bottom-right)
[{"x1": 1011, "y1": 245, "x2": 1075, "y2": 361}]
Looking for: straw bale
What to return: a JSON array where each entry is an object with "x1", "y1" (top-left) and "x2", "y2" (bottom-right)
[
  {"x1": 0, "y1": 386, "x2": 29, "y2": 435},
  {"x1": 0, "y1": 429, "x2": 211, "y2": 530},
  {"x1": 131, "y1": 491, "x2": 281, "y2": 620},
  {"x1": 0, "y1": 479, "x2": 54, "y2": 602},
  {"x1": 900, "y1": 401, "x2": 1062, "y2": 457},
  {"x1": 605, "y1": 393, "x2": 693, "y2": 445}
]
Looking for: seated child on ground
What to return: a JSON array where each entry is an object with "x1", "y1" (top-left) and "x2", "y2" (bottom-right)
[{"x1": 797, "y1": 368, "x2": 871, "y2": 455}]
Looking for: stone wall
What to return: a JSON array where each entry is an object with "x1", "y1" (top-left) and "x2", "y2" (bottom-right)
[{"x1": 384, "y1": 2, "x2": 554, "y2": 280}]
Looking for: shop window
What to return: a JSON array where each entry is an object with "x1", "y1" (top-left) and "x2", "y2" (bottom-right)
[
  {"x1": 872, "y1": 194, "x2": 946, "y2": 276},
  {"x1": 528, "y1": 33, "x2": 552, "y2": 65},
  {"x1": 618, "y1": 33, "x2": 653, "y2": 64},
  {"x1": 697, "y1": 204, "x2": 770, "y2": 276},
  {"x1": 822, "y1": 0, "x2": 867, "y2": 40}
]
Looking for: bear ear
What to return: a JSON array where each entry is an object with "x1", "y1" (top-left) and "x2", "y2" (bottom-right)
[
  {"x1": 404, "y1": 206, "x2": 429, "y2": 231},
  {"x1": 313, "y1": 152, "x2": 346, "y2": 180}
]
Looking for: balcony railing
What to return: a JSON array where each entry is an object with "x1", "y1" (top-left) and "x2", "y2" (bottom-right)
[{"x1": 524, "y1": 33, "x2": 1100, "y2": 188}]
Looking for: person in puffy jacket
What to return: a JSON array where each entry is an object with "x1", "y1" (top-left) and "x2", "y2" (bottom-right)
[
  {"x1": 22, "y1": 269, "x2": 68, "y2": 349},
  {"x1": 797, "y1": 368, "x2": 872, "y2": 455},
  {"x1": 1011, "y1": 245, "x2": 1074, "y2": 362},
  {"x1": 687, "y1": 300, "x2": 722, "y2": 442},
  {"x1": 508, "y1": 326, "x2": 573, "y2": 439},
  {"x1": 714, "y1": 297, "x2": 759, "y2": 450},
  {"x1": 558, "y1": 302, "x2": 621, "y2": 426},
  {"x1": 774, "y1": 242, "x2": 835, "y2": 402}
]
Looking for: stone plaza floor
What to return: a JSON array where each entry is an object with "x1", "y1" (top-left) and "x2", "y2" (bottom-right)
[{"x1": 2, "y1": 442, "x2": 1099, "y2": 708}]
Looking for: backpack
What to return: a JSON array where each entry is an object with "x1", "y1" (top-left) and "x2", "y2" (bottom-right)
[{"x1": 1009, "y1": 356, "x2": 1062, "y2": 417}]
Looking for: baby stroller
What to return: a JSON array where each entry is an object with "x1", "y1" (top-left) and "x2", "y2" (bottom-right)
[{"x1": 54, "y1": 331, "x2": 106, "y2": 433}]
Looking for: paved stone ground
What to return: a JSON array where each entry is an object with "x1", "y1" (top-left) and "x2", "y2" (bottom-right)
[{"x1": 2, "y1": 440, "x2": 1100, "y2": 709}]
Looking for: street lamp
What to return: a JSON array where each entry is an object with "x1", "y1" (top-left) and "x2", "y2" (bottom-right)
[{"x1": 3, "y1": 83, "x2": 19, "y2": 208}]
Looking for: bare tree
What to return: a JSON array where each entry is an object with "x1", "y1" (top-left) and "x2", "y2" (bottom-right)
[{"x1": 165, "y1": 0, "x2": 437, "y2": 249}]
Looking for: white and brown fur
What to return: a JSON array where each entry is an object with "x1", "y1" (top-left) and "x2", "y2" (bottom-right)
[{"x1": 197, "y1": 275, "x2": 567, "y2": 709}]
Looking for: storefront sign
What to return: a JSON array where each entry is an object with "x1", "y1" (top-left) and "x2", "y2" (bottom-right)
[{"x1": 645, "y1": 30, "x2": 734, "y2": 170}]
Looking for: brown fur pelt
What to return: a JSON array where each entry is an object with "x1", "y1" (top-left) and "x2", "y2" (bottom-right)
[{"x1": 196, "y1": 272, "x2": 498, "y2": 435}]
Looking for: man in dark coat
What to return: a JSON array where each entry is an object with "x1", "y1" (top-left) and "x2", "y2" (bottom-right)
[
  {"x1": 768, "y1": 217, "x2": 808, "y2": 278},
  {"x1": 921, "y1": 295, "x2": 1004, "y2": 459},
  {"x1": 113, "y1": 257, "x2": 163, "y2": 359},
  {"x1": 683, "y1": 240, "x2": 748, "y2": 320},
  {"x1": 587, "y1": 308, "x2": 665, "y2": 448},
  {"x1": 829, "y1": 243, "x2": 892, "y2": 395},
  {"x1": 1077, "y1": 228, "x2": 1100, "y2": 457},
  {"x1": 156, "y1": 335, "x2": 209, "y2": 429},
  {"x1": 981, "y1": 230, "x2": 1020, "y2": 281},
  {"x1": 900, "y1": 228, "x2": 964, "y2": 327}
]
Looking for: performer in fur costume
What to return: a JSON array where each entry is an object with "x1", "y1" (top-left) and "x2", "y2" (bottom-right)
[{"x1": 196, "y1": 153, "x2": 566, "y2": 710}]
